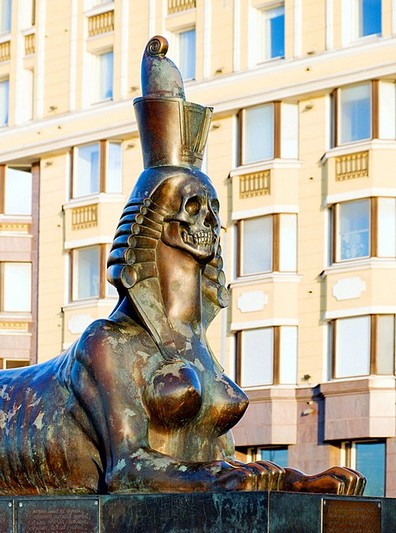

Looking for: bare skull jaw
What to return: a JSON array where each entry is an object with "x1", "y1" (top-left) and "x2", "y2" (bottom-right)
[{"x1": 162, "y1": 220, "x2": 219, "y2": 263}]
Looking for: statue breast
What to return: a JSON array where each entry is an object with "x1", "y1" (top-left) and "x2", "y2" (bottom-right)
[{"x1": 144, "y1": 360, "x2": 248, "y2": 435}]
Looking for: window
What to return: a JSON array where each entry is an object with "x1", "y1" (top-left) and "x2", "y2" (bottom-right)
[
  {"x1": 331, "y1": 197, "x2": 396, "y2": 263},
  {"x1": 0, "y1": 0, "x2": 11, "y2": 33},
  {"x1": 342, "y1": 440, "x2": 385, "y2": 497},
  {"x1": 72, "y1": 141, "x2": 122, "y2": 198},
  {"x1": 91, "y1": 50, "x2": 113, "y2": 103},
  {"x1": 258, "y1": 4, "x2": 285, "y2": 62},
  {"x1": 333, "y1": 315, "x2": 370, "y2": 378},
  {"x1": 71, "y1": 245, "x2": 117, "y2": 301},
  {"x1": 0, "y1": 263, "x2": 32, "y2": 312},
  {"x1": 249, "y1": 446, "x2": 288, "y2": 467},
  {"x1": 332, "y1": 315, "x2": 396, "y2": 378},
  {"x1": 242, "y1": 104, "x2": 274, "y2": 164},
  {"x1": 0, "y1": 79, "x2": 9, "y2": 126},
  {"x1": 345, "y1": 0, "x2": 382, "y2": 42},
  {"x1": 337, "y1": 199, "x2": 370, "y2": 261},
  {"x1": 238, "y1": 214, "x2": 297, "y2": 276},
  {"x1": 240, "y1": 102, "x2": 298, "y2": 164},
  {"x1": 340, "y1": 83, "x2": 372, "y2": 144},
  {"x1": 0, "y1": 166, "x2": 32, "y2": 215},
  {"x1": 73, "y1": 246, "x2": 100, "y2": 300},
  {"x1": 178, "y1": 28, "x2": 196, "y2": 80},
  {"x1": 236, "y1": 326, "x2": 298, "y2": 388}
]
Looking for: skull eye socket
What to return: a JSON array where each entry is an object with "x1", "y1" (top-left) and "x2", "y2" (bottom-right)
[
  {"x1": 185, "y1": 196, "x2": 201, "y2": 216},
  {"x1": 211, "y1": 199, "x2": 219, "y2": 214}
]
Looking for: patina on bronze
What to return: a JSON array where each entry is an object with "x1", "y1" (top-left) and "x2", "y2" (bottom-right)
[{"x1": 0, "y1": 36, "x2": 365, "y2": 496}]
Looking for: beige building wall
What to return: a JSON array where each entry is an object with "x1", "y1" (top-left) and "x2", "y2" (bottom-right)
[{"x1": 0, "y1": 0, "x2": 395, "y2": 497}]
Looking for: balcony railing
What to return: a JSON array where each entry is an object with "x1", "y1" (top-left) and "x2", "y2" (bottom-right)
[
  {"x1": 0, "y1": 222, "x2": 30, "y2": 233},
  {"x1": 24, "y1": 32, "x2": 35, "y2": 55},
  {"x1": 88, "y1": 10, "x2": 114, "y2": 37},
  {"x1": 239, "y1": 170, "x2": 271, "y2": 199},
  {"x1": 0, "y1": 40, "x2": 10, "y2": 62},
  {"x1": 335, "y1": 151, "x2": 369, "y2": 181},
  {"x1": 168, "y1": 0, "x2": 196, "y2": 14},
  {"x1": 0, "y1": 321, "x2": 29, "y2": 332},
  {"x1": 72, "y1": 204, "x2": 98, "y2": 230}
]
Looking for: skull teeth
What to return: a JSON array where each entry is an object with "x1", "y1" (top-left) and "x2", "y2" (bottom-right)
[
  {"x1": 181, "y1": 230, "x2": 212, "y2": 247},
  {"x1": 193, "y1": 231, "x2": 212, "y2": 246}
]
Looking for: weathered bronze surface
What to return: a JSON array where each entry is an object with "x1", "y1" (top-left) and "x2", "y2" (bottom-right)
[
  {"x1": 0, "y1": 36, "x2": 365, "y2": 495},
  {"x1": 1, "y1": 492, "x2": 394, "y2": 532}
]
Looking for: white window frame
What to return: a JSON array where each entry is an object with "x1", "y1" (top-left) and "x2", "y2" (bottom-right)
[
  {"x1": 238, "y1": 213, "x2": 297, "y2": 277},
  {"x1": 258, "y1": 3, "x2": 285, "y2": 63},
  {"x1": 90, "y1": 49, "x2": 113, "y2": 104},
  {"x1": 72, "y1": 245, "x2": 101, "y2": 301},
  {"x1": 237, "y1": 325, "x2": 298, "y2": 388},
  {"x1": 72, "y1": 140, "x2": 122, "y2": 199},
  {"x1": 342, "y1": 0, "x2": 382, "y2": 45},
  {"x1": 4, "y1": 166, "x2": 33, "y2": 215},
  {"x1": 0, "y1": 0, "x2": 11, "y2": 34},
  {"x1": 175, "y1": 27, "x2": 196, "y2": 81},
  {"x1": 338, "y1": 83, "x2": 372, "y2": 145},
  {"x1": 1, "y1": 262, "x2": 32, "y2": 313},
  {"x1": 0, "y1": 78, "x2": 9, "y2": 127}
]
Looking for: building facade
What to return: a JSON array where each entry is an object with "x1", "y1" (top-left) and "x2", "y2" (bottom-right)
[{"x1": 0, "y1": 0, "x2": 396, "y2": 497}]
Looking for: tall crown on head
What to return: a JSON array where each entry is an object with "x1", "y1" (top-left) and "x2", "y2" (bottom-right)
[{"x1": 133, "y1": 35, "x2": 213, "y2": 170}]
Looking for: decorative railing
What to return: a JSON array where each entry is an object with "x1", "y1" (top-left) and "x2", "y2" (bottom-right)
[
  {"x1": 335, "y1": 151, "x2": 369, "y2": 181},
  {"x1": 168, "y1": 0, "x2": 196, "y2": 14},
  {"x1": 71, "y1": 204, "x2": 98, "y2": 230},
  {"x1": 24, "y1": 32, "x2": 35, "y2": 55},
  {"x1": 239, "y1": 170, "x2": 271, "y2": 198},
  {"x1": 0, "y1": 321, "x2": 29, "y2": 332},
  {"x1": 0, "y1": 222, "x2": 30, "y2": 233},
  {"x1": 0, "y1": 40, "x2": 10, "y2": 62},
  {"x1": 88, "y1": 10, "x2": 114, "y2": 36}
]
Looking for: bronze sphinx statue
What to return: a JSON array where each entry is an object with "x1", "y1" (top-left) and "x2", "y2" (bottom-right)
[{"x1": 0, "y1": 36, "x2": 365, "y2": 496}]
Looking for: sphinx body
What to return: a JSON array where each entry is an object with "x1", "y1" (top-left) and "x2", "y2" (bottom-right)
[{"x1": 0, "y1": 36, "x2": 365, "y2": 496}]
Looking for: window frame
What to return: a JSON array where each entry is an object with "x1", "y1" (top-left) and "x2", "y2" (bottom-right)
[
  {"x1": 330, "y1": 196, "x2": 396, "y2": 264},
  {"x1": 353, "y1": 0, "x2": 382, "y2": 40},
  {"x1": 248, "y1": 445, "x2": 289, "y2": 467},
  {"x1": 90, "y1": 48, "x2": 114, "y2": 104},
  {"x1": 332, "y1": 80, "x2": 379, "y2": 147},
  {"x1": 237, "y1": 213, "x2": 297, "y2": 277},
  {"x1": 0, "y1": 165, "x2": 33, "y2": 215},
  {"x1": 0, "y1": 0, "x2": 11, "y2": 34},
  {"x1": 0, "y1": 78, "x2": 9, "y2": 127},
  {"x1": 331, "y1": 198, "x2": 373, "y2": 263},
  {"x1": 71, "y1": 140, "x2": 122, "y2": 199},
  {"x1": 341, "y1": 439, "x2": 385, "y2": 497},
  {"x1": 331, "y1": 314, "x2": 396, "y2": 379},
  {"x1": 70, "y1": 244, "x2": 117, "y2": 302},
  {"x1": 236, "y1": 325, "x2": 298, "y2": 388},
  {"x1": 0, "y1": 262, "x2": 32, "y2": 313},
  {"x1": 258, "y1": 3, "x2": 285, "y2": 63},
  {"x1": 176, "y1": 27, "x2": 196, "y2": 81},
  {"x1": 239, "y1": 102, "x2": 281, "y2": 165}
]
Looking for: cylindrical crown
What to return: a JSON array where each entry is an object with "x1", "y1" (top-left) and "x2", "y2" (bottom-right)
[{"x1": 133, "y1": 36, "x2": 213, "y2": 170}]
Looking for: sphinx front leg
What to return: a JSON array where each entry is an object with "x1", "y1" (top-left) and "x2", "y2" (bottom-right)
[{"x1": 282, "y1": 466, "x2": 366, "y2": 495}]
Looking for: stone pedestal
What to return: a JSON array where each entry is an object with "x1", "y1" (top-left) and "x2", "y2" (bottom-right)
[{"x1": 1, "y1": 491, "x2": 395, "y2": 532}]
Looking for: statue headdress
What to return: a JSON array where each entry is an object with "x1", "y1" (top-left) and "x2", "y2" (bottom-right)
[{"x1": 107, "y1": 36, "x2": 228, "y2": 360}]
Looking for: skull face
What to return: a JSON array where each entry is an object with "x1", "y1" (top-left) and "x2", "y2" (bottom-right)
[{"x1": 151, "y1": 173, "x2": 220, "y2": 264}]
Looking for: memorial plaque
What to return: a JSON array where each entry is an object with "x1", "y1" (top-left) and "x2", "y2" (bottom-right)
[
  {"x1": 0, "y1": 499, "x2": 13, "y2": 533},
  {"x1": 16, "y1": 498, "x2": 99, "y2": 533},
  {"x1": 322, "y1": 498, "x2": 381, "y2": 533}
]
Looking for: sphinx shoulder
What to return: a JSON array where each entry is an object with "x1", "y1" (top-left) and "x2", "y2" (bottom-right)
[{"x1": 73, "y1": 316, "x2": 160, "y2": 368}]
